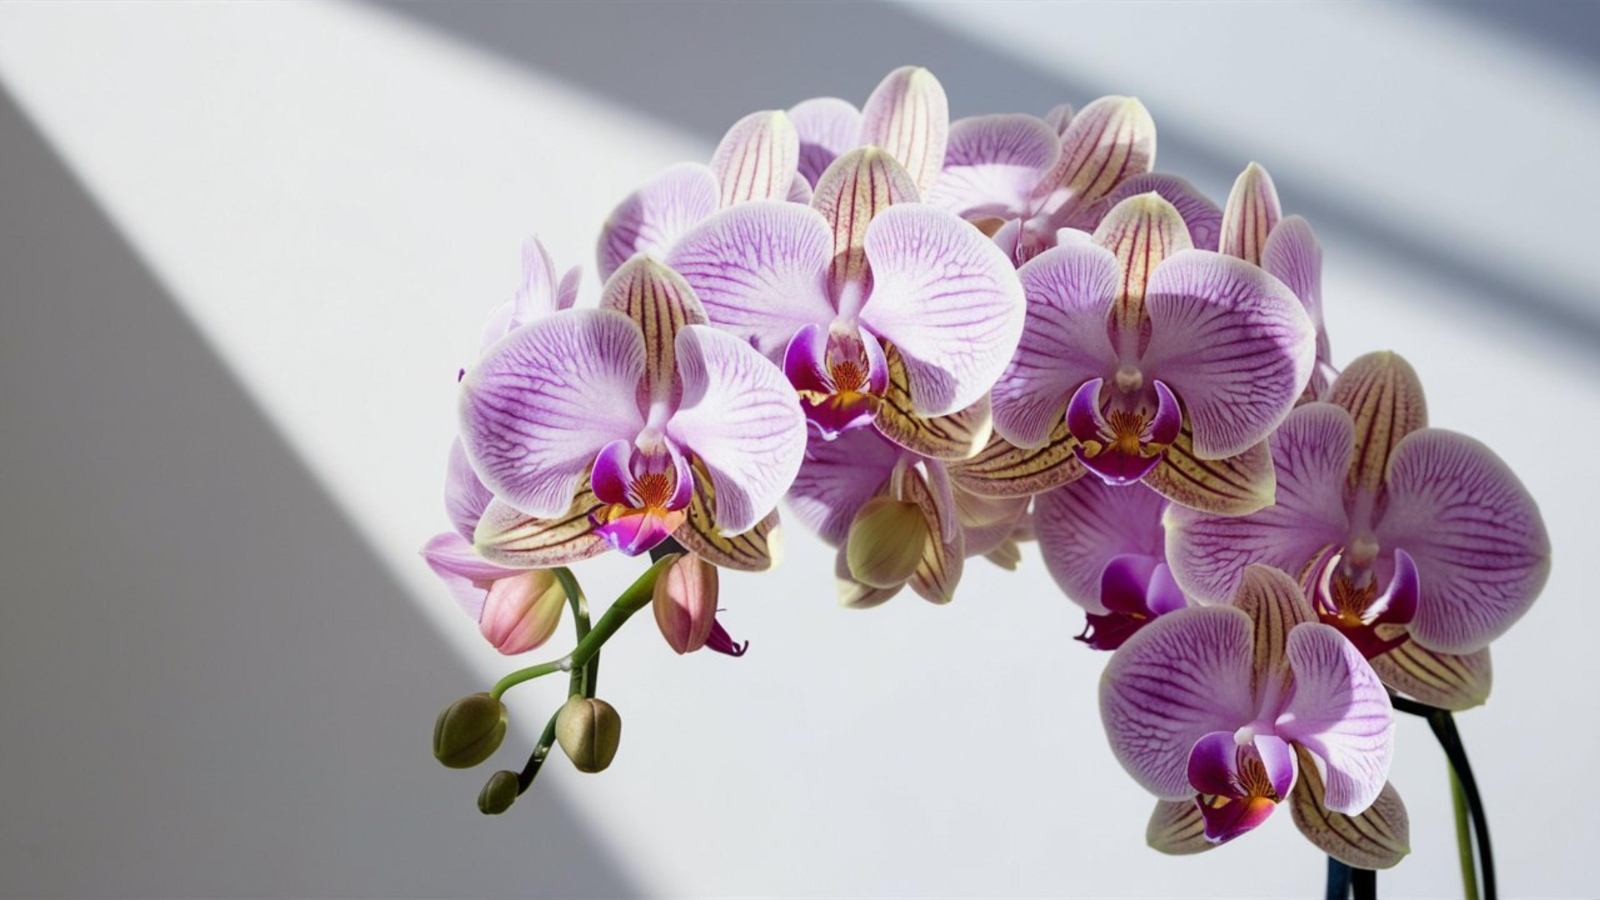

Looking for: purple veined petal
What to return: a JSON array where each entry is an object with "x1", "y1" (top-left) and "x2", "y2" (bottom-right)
[
  {"x1": 1100, "y1": 605, "x2": 1260, "y2": 799},
  {"x1": 459, "y1": 309, "x2": 647, "y2": 518},
  {"x1": 445, "y1": 438, "x2": 494, "y2": 540},
  {"x1": 596, "y1": 162, "x2": 720, "y2": 280},
  {"x1": 813, "y1": 147, "x2": 920, "y2": 304},
  {"x1": 555, "y1": 266, "x2": 581, "y2": 311},
  {"x1": 925, "y1": 114, "x2": 1060, "y2": 221},
  {"x1": 421, "y1": 531, "x2": 520, "y2": 620},
  {"x1": 1261, "y1": 216, "x2": 1327, "y2": 359},
  {"x1": 1107, "y1": 173, "x2": 1223, "y2": 252},
  {"x1": 1043, "y1": 102, "x2": 1074, "y2": 136},
  {"x1": 1376, "y1": 429, "x2": 1551, "y2": 654},
  {"x1": 859, "y1": 65, "x2": 950, "y2": 196},
  {"x1": 1035, "y1": 477, "x2": 1167, "y2": 613},
  {"x1": 1277, "y1": 623, "x2": 1394, "y2": 815},
  {"x1": 1140, "y1": 249, "x2": 1315, "y2": 458},
  {"x1": 667, "y1": 201, "x2": 836, "y2": 361},
  {"x1": 667, "y1": 325, "x2": 808, "y2": 535},
  {"x1": 480, "y1": 238, "x2": 561, "y2": 350},
  {"x1": 786, "y1": 427, "x2": 901, "y2": 546},
  {"x1": 1219, "y1": 162, "x2": 1282, "y2": 266},
  {"x1": 710, "y1": 110, "x2": 801, "y2": 207},
  {"x1": 787, "y1": 172, "x2": 813, "y2": 205},
  {"x1": 788, "y1": 96, "x2": 862, "y2": 188},
  {"x1": 1035, "y1": 96, "x2": 1156, "y2": 226},
  {"x1": 991, "y1": 242, "x2": 1121, "y2": 448},
  {"x1": 599, "y1": 255, "x2": 708, "y2": 403},
  {"x1": 1166, "y1": 403, "x2": 1355, "y2": 603},
  {"x1": 856, "y1": 204, "x2": 1025, "y2": 416}
]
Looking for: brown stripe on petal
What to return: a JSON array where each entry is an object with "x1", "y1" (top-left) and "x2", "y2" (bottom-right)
[
  {"x1": 473, "y1": 491, "x2": 609, "y2": 568},
  {"x1": 1232, "y1": 565, "x2": 1316, "y2": 697},
  {"x1": 948, "y1": 422, "x2": 1085, "y2": 499},
  {"x1": 1219, "y1": 162, "x2": 1282, "y2": 265},
  {"x1": 599, "y1": 256, "x2": 708, "y2": 403},
  {"x1": 1093, "y1": 192, "x2": 1192, "y2": 344},
  {"x1": 1047, "y1": 96, "x2": 1156, "y2": 214},
  {"x1": 1290, "y1": 746, "x2": 1411, "y2": 869},
  {"x1": 1146, "y1": 799, "x2": 1216, "y2": 856},
  {"x1": 1371, "y1": 642, "x2": 1492, "y2": 711},
  {"x1": 1325, "y1": 352, "x2": 1428, "y2": 494},
  {"x1": 904, "y1": 467, "x2": 964, "y2": 604},
  {"x1": 812, "y1": 148, "x2": 919, "y2": 300},
  {"x1": 673, "y1": 456, "x2": 781, "y2": 571},
  {"x1": 1144, "y1": 427, "x2": 1276, "y2": 516},
  {"x1": 859, "y1": 66, "x2": 949, "y2": 196},
  {"x1": 873, "y1": 342, "x2": 993, "y2": 460},
  {"x1": 710, "y1": 110, "x2": 801, "y2": 207}
]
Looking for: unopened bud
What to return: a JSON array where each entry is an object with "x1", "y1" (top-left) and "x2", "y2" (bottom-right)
[
  {"x1": 480, "y1": 569, "x2": 566, "y2": 655},
  {"x1": 478, "y1": 769, "x2": 521, "y2": 815},
  {"x1": 846, "y1": 495, "x2": 930, "y2": 588},
  {"x1": 555, "y1": 696, "x2": 622, "y2": 773},
  {"x1": 432, "y1": 692, "x2": 508, "y2": 769},
  {"x1": 653, "y1": 554, "x2": 719, "y2": 654}
]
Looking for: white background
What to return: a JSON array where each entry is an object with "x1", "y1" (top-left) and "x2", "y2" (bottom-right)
[{"x1": 1, "y1": 2, "x2": 1595, "y2": 896}]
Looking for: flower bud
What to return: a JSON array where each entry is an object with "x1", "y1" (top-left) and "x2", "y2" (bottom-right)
[
  {"x1": 480, "y1": 569, "x2": 566, "y2": 655},
  {"x1": 652, "y1": 554, "x2": 719, "y2": 654},
  {"x1": 555, "y1": 696, "x2": 622, "y2": 773},
  {"x1": 845, "y1": 495, "x2": 930, "y2": 588},
  {"x1": 432, "y1": 692, "x2": 508, "y2": 769},
  {"x1": 478, "y1": 769, "x2": 521, "y2": 815}
]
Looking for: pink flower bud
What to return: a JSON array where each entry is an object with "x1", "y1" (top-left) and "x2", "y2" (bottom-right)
[
  {"x1": 652, "y1": 554, "x2": 720, "y2": 654},
  {"x1": 479, "y1": 569, "x2": 565, "y2": 655}
]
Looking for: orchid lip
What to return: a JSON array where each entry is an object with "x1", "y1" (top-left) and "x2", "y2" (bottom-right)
[
  {"x1": 1076, "y1": 555, "x2": 1185, "y2": 651},
  {"x1": 1066, "y1": 378, "x2": 1180, "y2": 485},
  {"x1": 1186, "y1": 731, "x2": 1294, "y2": 843},
  {"x1": 589, "y1": 437, "x2": 693, "y2": 555},
  {"x1": 1312, "y1": 547, "x2": 1420, "y2": 658},
  {"x1": 783, "y1": 323, "x2": 889, "y2": 439}
]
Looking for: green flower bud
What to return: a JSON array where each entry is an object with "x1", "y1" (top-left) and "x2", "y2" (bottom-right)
[
  {"x1": 478, "y1": 769, "x2": 521, "y2": 815},
  {"x1": 555, "y1": 696, "x2": 622, "y2": 773},
  {"x1": 846, "y1": 495, "x2": 930, "y2": 588},
  {"x1": 432, "y1": 692, "x2": 508, "y2": 769}
]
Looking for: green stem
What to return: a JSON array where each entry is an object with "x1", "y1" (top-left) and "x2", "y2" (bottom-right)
[
  {"x1": 1451, "y1": 764, "x2": 1481, "y2": 900},
  {"x1": 553, "y1": 567, "x2": 595, "y2": 697},
  {"x1": 516, "y1": 709, "x2": 561, "y2": 793},
  {"x1": 488, "y1": 553, "x2": 680, "y2": 701}
]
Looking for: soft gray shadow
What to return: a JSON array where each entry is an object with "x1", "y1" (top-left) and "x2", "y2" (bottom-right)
[
  {"x1": 0, "y1": 86, "x2": 636, "y2": 899},
  {"x1": 375, "y1": 0, "x2": 1600, "y2": 356},
  {"x1": 1429, "y1": 0, "x2": 1600, "y2": 76}
]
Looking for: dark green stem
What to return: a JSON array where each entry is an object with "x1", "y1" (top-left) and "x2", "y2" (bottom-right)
[
  {"x1": 1325, "y1": 858, "x2": 1352, "y2": 900},
  {"x1": 552, "y1": 567, "x2": 595, "y2": 698},
  {"x1": 1451, "y1": 765, "x2": 1481, "y2": 900},
  {"x1": 1352, "y1": 867, "x2": 1376, "y2": 900},
  {"x1": 1390, "y1": 696, "x2": 1497, "y2": 900}
]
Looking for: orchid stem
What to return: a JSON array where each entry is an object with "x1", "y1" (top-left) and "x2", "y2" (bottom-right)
[
  {"x1": 1325, "y1": 858, "x2": 1352, "y2": 900},
  {"x1": 488, "y1": 552, "x2": 681, "y2": 701},
  {"x1": 1451, "y1": 764, "x2": 1481, "y2": 900},
  {"x1": 552, "y1": 567, "x2": 596, "y2": 698},
  {"x1": 1389, "y1": 696, "x2": 1497, "y2": 900},
  {"x1": 516, "y1": 709, "x2": 561, "y2": 793},
  {"x1": 1352, "y1": 867, "x2": 1376, "y2": 900}
]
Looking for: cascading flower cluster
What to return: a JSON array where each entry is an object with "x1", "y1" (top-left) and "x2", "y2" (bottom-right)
[{"x1": 422, "y1": 66, "x2": 1550, "y2": 889}]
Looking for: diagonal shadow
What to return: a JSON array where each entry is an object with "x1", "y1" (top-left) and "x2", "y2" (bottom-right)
[
  {"x1": 374, "y1": 0, "x2": 1600, "y2": 359},
  {"x1": 1428, "y1": 0, "x2": 1600, "y2": 77},
  {"x1": 0, "y1": 85, "x2": 637, "y2": 899}
]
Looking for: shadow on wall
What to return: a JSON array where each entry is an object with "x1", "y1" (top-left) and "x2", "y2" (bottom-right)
[
  {"x1": 373, "y1": 0, "x2": 1600, "y2": 357},
  {"x1": 0, "y1": 86, "x2": 635, "y2": 899}
]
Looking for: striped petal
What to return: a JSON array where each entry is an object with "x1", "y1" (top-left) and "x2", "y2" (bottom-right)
[
  {"x1": 1277, "y1": 624, "x2": 1394, "y2": 815},
  {"x1": 1143, "y1": 426, "x2": 1276, "y2": 516},
  {"x1": 872, "y1": 343, "x2": 993, "y2": 460},
  {"x1": 599, "y1": 256, "x2": 708, "y2": 403},
  {"x1": 992, "y1": 241, "x2": 1121, "y2": 448},
  {"x1": 667, "y1": 324, "x2": 807, "y2": 535},
  {"x1": 711, "y1": 110, "x2": 801, "y2": 207},
  {"x1": 859, "y1": 66, "x2": 949, "y2": 196},
  {"x1": 813, "y1": 147, "x2": 919, "y2": 303},
  {"x1": 1376, "y1": 429, "x2": 1550, "y2": 654},
  {"x1": 458, "y1": 309, "x2": 646, "y2": 518},
  {"x1": 1035, "y1": 96, "x2": 1156, "y2": 227},
  {"x1": 907, "y1": 465, "x2": 964, "y2": 604},
  {"x1": 1036, "y1": 479, "x2": 1167, "y2": 614},
  {"x1": 1146, "y1": 799, "x2": 1216, "y2": 856},
  {"x1": 1101, "y1": 606, "x2": 1259, "y2": 799},
  {"x1": 1290, "y1": 747, "x2": 1410, "y2": 870},
  {"x1": 786, "y1": 427, "x2": 901, "y2": 546},
  {"x1": 472, "y1": 494, "x2": 609, "y2": 569},
  {"x1": 926, "y1": 114, "x2": 1059, "y2": 221},
  {"x1": 1262, "y1": 215, "x2": 1330, "y2": 375},
  {"x1": 597, "y1": 162, "x2": 719, "y2": 279},
  {"x1": 1219, "y1": 162, "x2": 1282, "y2": 266},
  {"x1": 1326, "y1": 352, "x2": 1428, "y2": 494},
  {"x1": 668, "y1": 201, "x2": 836, "y2": 360},
  {"x1": 789, "y1": 96, "x2": 862, "y2": 188},
  {"x1": 1141, "y1": 250, "x2": 1315, "y2": 458},
  {"x1": 479, "y1": 237, "x2": 568, "y2": 351},
  {"x1": 1232, "y1": 565, "x2": 1318, "y2": 711},
  {"x1": 1165, "y1": 403, "x2": 1354, "y2": 602},
  {"x1": 947, "y1": 423, "x2": 1086, "y2": 499},
  {"x1": 675, "y1": 456, "x2": 784, "y2": 572},
  {"x1": 1370, "y1": 643, "x2": 1492, "y2": 711},
  {"x1": 1092, "y1": 192, "x2": 1193, "y2": 346},
  {"x1": 445, "y1": 438, "x2": 493, "y2": 541},
  {"x1": 1108, "y1": 173, "x2": 1223, "y2": 252},
  {"x1": 858, "y1": 204, "x2": 1025, "y2": 416}
]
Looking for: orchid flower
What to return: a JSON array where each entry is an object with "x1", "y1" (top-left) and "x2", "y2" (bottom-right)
[
  {"x1": 1035, "y1": 479, "x2": 1186, "y2": 650},
  {"x1": 459, "y1": 255, "x2": 807, "y2": 568},
  {"x1": 924, "y1": 96, "x2": 1156, "y2": 263},
  {"x1": 787, "y1": 65, "x2": 950, "y2": 196},
  {"x1": 597, "y1": 109, "x2": 805, "y2": 281},
  {"x1": 991, "y1": 193, "x2": 1315, "y2": 516},
  {"x1": 669, "y1": 144, "x2": 1023, "y2": 459},
  {"x1": 1103, "y1": 565, "x2": 1409, "y2": 867},
  {"x1": 787, "y1": 427, "x2": 1028, "y2": 607},
  {"x1": 1165, "y1": 351, "x2": 1550, "y2": 709}
]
